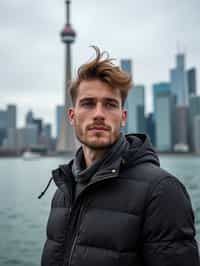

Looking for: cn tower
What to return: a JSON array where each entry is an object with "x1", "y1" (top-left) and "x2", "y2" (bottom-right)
[{"x1": 56, "y1": 0, "x2": 76, "y2": 153}]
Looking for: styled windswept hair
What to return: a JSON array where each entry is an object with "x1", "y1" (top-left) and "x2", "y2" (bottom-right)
[{"x1": 69, "y1": 46, "x2": 133, "y2": 106}]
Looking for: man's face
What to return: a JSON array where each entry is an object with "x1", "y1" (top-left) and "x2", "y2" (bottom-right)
[{"x1": 68, "y1": 79, "x2": 127, "y2": 149}]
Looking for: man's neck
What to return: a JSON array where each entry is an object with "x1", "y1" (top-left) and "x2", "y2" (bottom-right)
[{"x1": 82, "y1": 146, "x2": 107, "y2": 168}]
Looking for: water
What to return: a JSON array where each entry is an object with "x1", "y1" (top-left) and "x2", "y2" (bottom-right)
[{"x1": 0, "y1": 155, "x2": 199, "y2": 265}]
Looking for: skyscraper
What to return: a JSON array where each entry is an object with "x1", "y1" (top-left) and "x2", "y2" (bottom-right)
[
  {"x1": 7, "y1": 105, "x2": 16, "y2": 129},
  {"x1": 56, "y1": 0, "x2": 77, "y2": 153},
  {"x1": 56, "y1": 105, "x2": 65, "y2": 139},
  {"x1": 26, "y1": 110, "x2": 34, "y2": 126},
  {"x1": 153, "y1": 83, "x2": 175, "y2": 151},
  {"x1": 193, "y1": 115, "x2": 200, "y2": 153},
  {"x1": 120, "y1": 59, "x2": 133, "y2": 134},
  {"x1": 6, "y1": 125, "x2": 38, "y2": 151},
  {"x1": 0, "y1": 105, "x2": 17, "y2": 147},
  {"x1": 127, "y1": 85, "x2": 145, "y2": 134},
  {"x1": 120, "y1": 59, "x2": 132, "y2": 75},
  {"x1": 32, "y1": 118, "x2": 43, "y2": 137},
  {"x1": 187, "y1": 68, "x2": 197, "y2": 96},
  {"x1": 17, "y1": 126, "x2": 38, "y2": 150},
  {"x1": 43, "y1": 123, "x2": 52, "y2": 139},
  {"x1": 146, "y1": 113, "x2": 156, "y2": 146},
  {"x1": 120, "y1": 60, "x2": 145, "y2": 135},
  {"x1": 0, "y1": 110, "x2": 7, "y2": 146},
  {"x1": 170, "y1": 53, "x2": 188, "y2": 105},
  {"x1": 189, "y1": 95, "x2": 200, "y2": 151},
  {"x1": 153, "y1": 82, "x2": 171, "y2": 110},
  {"x1": 174, "y1": 106, "x2": 189, "y2": 152}
]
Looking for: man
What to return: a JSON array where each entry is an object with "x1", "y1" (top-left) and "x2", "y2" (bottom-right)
[{"x1": 41, "y1": 46, "x2": 199, "y2": 266}]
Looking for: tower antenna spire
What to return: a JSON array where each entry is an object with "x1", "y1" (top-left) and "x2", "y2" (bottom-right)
[{"x1": 66, "y1": 0, "x2": 70, "y2": 25}]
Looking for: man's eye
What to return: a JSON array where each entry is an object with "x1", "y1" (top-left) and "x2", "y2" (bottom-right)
[
  {"x1": 81, "y1": 101, "x2": 94, "y2": 107},
  {"x1": 105, "y1": 102, "x2": 117, "y2": 108}
]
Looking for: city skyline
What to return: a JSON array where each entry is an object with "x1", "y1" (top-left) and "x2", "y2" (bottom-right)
[
  {"x1": 1, "y1": 51, "x2": 200, "y2": 153},
  {"x1": 1, "y1": 0, "x2": 200, "y2": 135}
]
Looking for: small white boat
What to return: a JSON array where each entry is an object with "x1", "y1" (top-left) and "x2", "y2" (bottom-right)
[{"x1": 22, "y1": 151, "x2": 40, "y2": 160}]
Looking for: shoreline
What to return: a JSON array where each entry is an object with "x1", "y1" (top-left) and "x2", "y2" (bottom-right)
[{"x1": 0, "y1": 152, "x2": 199, "y2": 158}]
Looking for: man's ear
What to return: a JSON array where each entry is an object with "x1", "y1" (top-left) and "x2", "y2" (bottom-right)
[
  {"x1": 121, "y1": 109, "x2": 127, "y2": 127},
  {"x1": 68, "y1": 108, "x2": 75, "y2": 126}
]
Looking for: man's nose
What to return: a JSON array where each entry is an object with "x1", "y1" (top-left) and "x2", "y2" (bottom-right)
[{"x1": 93, "y1": 103, "x2": 105, "y2": 120}]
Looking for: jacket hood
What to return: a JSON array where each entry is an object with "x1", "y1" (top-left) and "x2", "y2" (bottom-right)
[
  {"x1": 122, "y1": 133, "x2": 160, "y2": 167},
  {"x1": 51, "y1": 133, "x2": 159, "y2": 190}
]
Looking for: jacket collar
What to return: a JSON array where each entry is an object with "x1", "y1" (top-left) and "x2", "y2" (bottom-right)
[{"x1": 58, "y1": 155, "x2": 123, "y2": 187}]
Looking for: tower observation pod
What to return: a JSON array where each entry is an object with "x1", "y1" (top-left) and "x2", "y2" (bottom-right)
[
  {"x1": 61, "y1": 25, "x2": 76, "y2": 43},
  {"x1": 56, "y1": 0, "x2": 77, "y2": 153}
]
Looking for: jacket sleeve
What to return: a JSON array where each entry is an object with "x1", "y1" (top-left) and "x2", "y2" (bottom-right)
[
  {"x1": 142, "y1": 176, "x2": 200, "y2": 266},
  {"x1": 41, "y1": 189, "x2": 66, "y2": 266}
]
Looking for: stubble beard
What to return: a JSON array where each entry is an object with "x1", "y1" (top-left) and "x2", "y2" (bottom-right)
[{"x1": 74, "y1": 124, "x2": 119, "y2": 151}]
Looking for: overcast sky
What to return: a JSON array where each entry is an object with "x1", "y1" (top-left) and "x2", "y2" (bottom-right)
[{"x1": 1, "y1": 0, "x2": 200, "y2": 135}]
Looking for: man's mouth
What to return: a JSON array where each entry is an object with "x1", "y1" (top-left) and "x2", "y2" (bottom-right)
[{"x1": 88, "y1": 125, "x2": 110, "y2": 131}]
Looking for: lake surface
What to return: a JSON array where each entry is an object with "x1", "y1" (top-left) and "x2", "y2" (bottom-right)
[{"x1": 0, "y1": 155, "x2": 199, "y2": 265}]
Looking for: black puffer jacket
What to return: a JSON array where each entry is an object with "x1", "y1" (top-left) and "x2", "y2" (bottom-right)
[{"x1": 41, "y1": 134, "x2": 200, "y2": 266}]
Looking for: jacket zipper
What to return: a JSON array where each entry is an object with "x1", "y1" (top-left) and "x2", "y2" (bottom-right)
[
  {"x1": 62, "y1": 172, "x2": 119, "y2": 266},
  {"x1": 67, "y1": 202, "x2": 87, "y2": 266}
]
